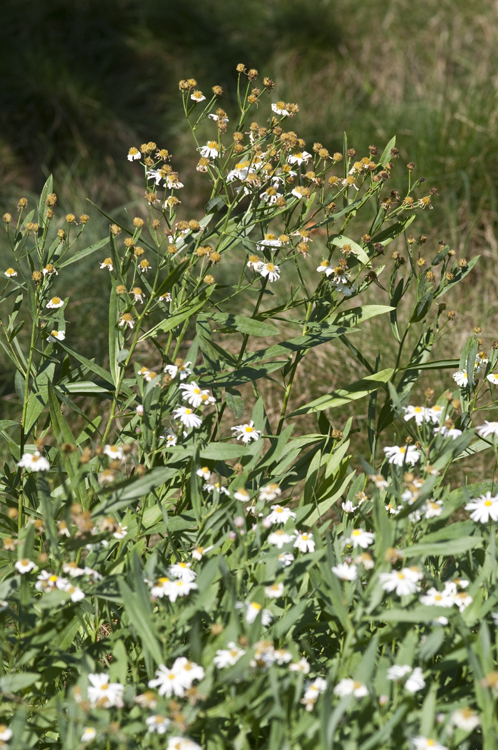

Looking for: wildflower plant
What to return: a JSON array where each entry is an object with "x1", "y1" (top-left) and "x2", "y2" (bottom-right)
[{"x1": 0, "y1": 67, "x2": 497, "y2": 749}]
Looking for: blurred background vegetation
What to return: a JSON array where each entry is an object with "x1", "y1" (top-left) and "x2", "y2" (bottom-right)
[{"x1": 1, "y1": 0, "x2": 497, "y2": 475}]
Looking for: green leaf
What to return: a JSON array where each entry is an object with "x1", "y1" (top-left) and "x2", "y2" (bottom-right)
[
  {"x1": 378, "y1": 136, "x2": 396, "y2": 168},
  {"x1": 290, "y1": 369, "x2": 394, "y2": 416},
  {"x1": 302, "y1": 473, "x2": 355, "y2": 527},
  {"x1": 154, "y1": 260, "x2": 189, "y2": 301},
  {"x1": 370, "y1": 215, "x2": 416, "y2": 247},
  {"x1": 332, "y1": 305, "x2": 394, "y2": 327},
  {"x1": 37, "y1": 175, "x2": 53, "y2": 227},
  {"x1": 200, "y1": 443, "x2": 248, "y2": 460},
  {"x1": 118, "y1": 580, "x2": 163, "y2": 665},
  {"x1": 208, "y1": 313, "x2": 279, "y2": 337},
  {"x1": 329, "y1": 234, "x2": 369, "y2": 265},
  {"x1": 242, "y1": 326, "x2": 352, "y2": 366},
  {"x1": 399, "y1": 358, "x2": 458, "y2": 372},
  {"x1": 109, "y1": 285, "x2": 119, "y2": 385},
  {"x1": 198, "y1": 360, "x2": 286, "y2": 388},
  {"x1": 402, "y1": 536, "x2": 483, "y2": 558},
  {"x1": 139, "y1": 287, "x2": 216, "y2": 342},
  {"x1": 371, "y1": 606, "x2": 455, "y2": 623},
  {"x1": 0, "y1": 673, "x2": 39, "y2": 692},
  {"x1": 58, "y1": 237, "x2": 109, "y2": 269},
  {"x1": 57, "y1": 342, "x2": 114, "y2": 386},
  {"x1": 225, "y1": 388, "x2": 244, "y2": 419}
]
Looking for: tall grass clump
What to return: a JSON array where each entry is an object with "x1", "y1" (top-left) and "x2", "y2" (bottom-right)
[{"x1": 1, "y1": 68, "x2": 498, "y2": 750}]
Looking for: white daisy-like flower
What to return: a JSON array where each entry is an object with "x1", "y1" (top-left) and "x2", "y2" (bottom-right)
[
  {"x1": 302, "y1": 677, "x2": 327, "y2": 710},
  {"x1": 214, "y1": 642, "x2": 245, "y2": 668},
  {"x1": 333, "y1": 678, "x2": 368, "y2": 698},
  {"x1": 18, "y1": 451, "x2": 50, "y2": 472},
  {"x1": 332, "y1": 562, "x2": 358, "y2": 581},
  {"x1": 167, "y1": 737, "x2": 202, "y2": 750},
  {"x1": 46, "y1": 296, "x2": 64, "y2": 309},
  {"x1": 203, "y1": 480, "x2": 230, "y2": 496},
  {"x1": 234, "y1": 487, "x2": 250, "y2": 502},
  {"x1": 354, "y1": 552, "x2": 375, "y2": 569},
  {"x1": 427, "y1": 404, "x2": 444, "y2": 423},
  {"x1": 159, "y1": 292, "x2": 172, "y2": 302},
  {"x1": 127, "y1": 147, "x2": 141, "y2": 161},
  {"x1": 258, "y1": 262, "x2": 280, "y2": 282},
  {"x1": 167, "y1": 579, "x2": 198, "y2": 602},
  {"x1": 477, "y1": 421, "x2": 498, "y2": 438},
  {"x1": 419, "y1": 587, "x2": 454, "y2": 607},
  {"x1": 291, "y1": 186, "x2": 310, "y2": 200},
  {"x1": 379, "y1": 567, "x2": 423, "y2": 596},
  {"x1": 103, "y1": 444, "x2": 124, "y2": 460},
  {"x1": 148, "y1": 665, "x2": 185, "y2": 697},
  {"x1": 293, "y1": 531, "x2": 315, "y2": 553},
  {"x1": 191, "y1": 90, "x2": 206, "y2": 102},
  {"x1": 266, "y1": 505, "x2": 296, "y2": 524},
  {"x1": 453, "y1": 369, "x2": 472, "y2": 387},
  {"x1": 191, "y1": 545, "x2": 213, "y2": 561},
  {"x1": 289, "y1": 658, "x2": 310, "y2": 674},
  {"x1": 208, "y1": 112, "x2": 229, "y2": 123},
  {"x1": 278, "y1": 552, "x2": 294, "y2": 566},
  {"x1": 405, "y1": 667, "x2": 426, "y2": 693},
  {"x1": 173, "y1": 657, "x2": 205, "y2": 687},
  {"x1": 344, "y1": 528, "x2": 375, "y2": 549},
  {"x1": 164, "y1": 361, "x2": 192, "y2": 380},
  {"x1": 244, "y1": 601, "x2": 273, "y2": 625},
  {"x1": 164, "y1": 174, "x2": 184, "y2": 190},
  {"x1": 60, "y1": 582, "x2": 86, "y2": 602},
  {"x1": 169, "y1": 562, "x2": 196, "y2": 582},
  {"x1": 81, "y1": 727, "x2": 97, "y2": 742},
  {"x1": 451, "y1": 707, "x2": 480, "y2": 731},
  {"x1": 465, "y1": 492, "x2": 498, "y2": 522},
  {"x1": 42, "y1": 264, "x2": 57, "y2": 277},
  {"x1": 259, "y1": 483, "x2": 281, "y2": 501},
  {"x1": 403, "y1": 405, "x2": 429, "y2": 425},
  {"x1": 162, "y1": 432, "x2": 177, "y2": 447},
  {"x1": 257, "y1": 233, "x2": 287, "y2": 250},
  {"x1": 199, "y1": 141, "x2": 220, "y2": 159},
  {"x1": 271, "y1": 102, "x2": 290, "y2": 116},
  {"x1": 260, "y1": 188, "x2": 282, "y2": 205},
  {"x1": 288, "y1": 150, "x2": 312, "y2": 165},
  {"x1": 227, "y1": 160, "x2": 252, "y2": 182},
  {"x1": 4, "y1": 267, "x2": 17, "y2": 277},
  {"x1": 100, "y1": 258, "x2": 113, "y2": 271},
  {"x1": 247, "y1": 255, "x2": 264, "y2": 271},
  {"x1": 452, "y1": 591, "x2": 473, "y2": 611},
  {"x1": 386, "y1": 664, "x2": 412, "y2": 680},
  {"x1": 268, "y1": 529, "x2": 293, "y2": 549},
  {"x1": 119, "y1": 313, "x2": 135, "y2": 329},
  {"x1": 180, "y1": 382, "x2": 214, "y2": 408},
  {"x1": 146, "y1": 716, "x2": 171, "y2": 735},
  {"x1": 150, "y1": 577, "x2": 173, "y2": 598},
  {"x1": 487, "y1": 373, "x2": 498, "y2": 385},
  {"x1": 317, "y1": 259, "x2": 334, "y2": 276},
  {"x1": 265, "y1": 582, "x2": 284, "y2": 599},
  {"x1": 173, "y1": 406, "x2": 202, "y2": 429},
  {"x1": 231, "y1": 420, "x2": 261, "y2": 443},
  {"x1": 425, "y1": 500, "x2": 443, "y2": 518},
  {"x1": 383, "y1": 445, "x2": 421, "y2": 466},
  {"x1": 412, "y1": 737, "x2": 448, "y2": 750},
  {"x1": 87, "y1": 673, "x2": 124, "y2": 708},
  {"x1": 14, "y1": 558, "x2": 37, "y2": 574},
  {"x1": 341, "y1": 500, "x2": 358, "y2": 513},
  {"x1": 434, "y1": 426, "x2": 462, "y2": 440},
  {"x1": 196, "y1": 466, "x2": 210, "y2": 480},
  {"x1": 47, "y1": 330, "x2": 66, "y2": 343}
]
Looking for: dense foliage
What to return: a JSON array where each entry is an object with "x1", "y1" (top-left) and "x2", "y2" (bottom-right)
[{"x1": 0, "y1": 71, "x2": 496, "y2": 750}]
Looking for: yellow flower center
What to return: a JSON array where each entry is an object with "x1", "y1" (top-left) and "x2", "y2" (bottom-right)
[
  {"x1": 245, "y1": 426, "x2": 254, "y2": 432},
  {"x1": 266, "y1": 263, "x2": 275, "y2": 272},
  {"x1": 51, "y1": 297, "x2": 61, "y2": 304},
  {"x1": 485, "y1": 500, "x2": 492, "y2": 506},
  {"x1": 251, "y1": 602, "x2": 262, "y2": 610},
  {"x1": 207, "y1": 141, "x2": 218, "y2": 149}
]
